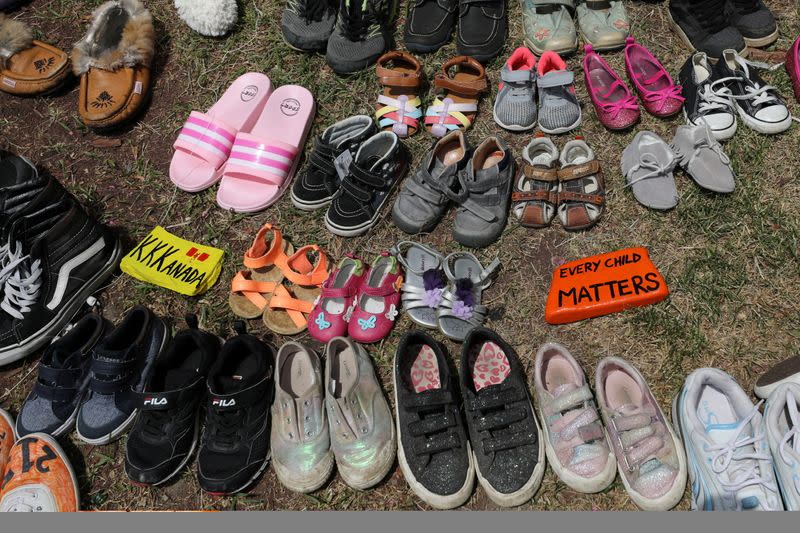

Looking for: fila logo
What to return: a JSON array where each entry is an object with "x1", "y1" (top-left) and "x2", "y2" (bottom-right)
[
  {"x1": 212, "y1": 398, "x2": 235, "y2": 407},
  {"x1": 144, "y1": 397, "x2": 167, "y2": 406},
  {"x1": 186, "y1": 247, "x2": 209, "y2": 262}
]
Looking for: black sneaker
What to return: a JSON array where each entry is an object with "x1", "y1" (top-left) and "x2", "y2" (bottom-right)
[
  {"x1": 668, "y1": 0, "x2": 746, "y2": 59},
  {"x1": 125, "y1": 315, "x2": 221, "y2": 486},
  {"x1": 326, "y1": 0, "x2": 396, "y2": 74},
  {"x1": 16, "y1": 313, "x2": 107, "y2": 438},
  {"x1": 404, "y1": 0, "x2": 457, "y2": 53},
  {"x1": 460, "y1": 328, "x2": 544, "y2": 507},
  {"x1": 679, "y1": 52, "x2": 738, "y2": 141},
  {"x1": 75, "y1": 306, "x2": 169, "y2": 444},
  {"x1": 456, "y1": 0, "x2": 507, "y2": 63},
  {"x1": 0, "y1": 155, "x2": 46, "y2": 220},
  {"x1": 728, "y1": 0, "x2": 778, "y2": 48},
  {"x1": 290, "y1": 115, "x2": 377, "y2": 211},
  {"x1": 394, "y1": 330, "x2": 474, "y2": 509},
  {"x1": 197, "y1": 322, "x2": 275, "y2": 495},
  {"x1": 0, "y1": 200, "x2": 122, "y2": 366},
  {"x1": 324, "y1": 131, "x2": 409, "y2": 237},
  {"x1": 712, "y1": 49, "x2": 792, "y2": 134}
]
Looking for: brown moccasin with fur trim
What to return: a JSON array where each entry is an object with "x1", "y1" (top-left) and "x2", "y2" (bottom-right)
[
  {"x1": 0, "y1": 14, "x2": 71, "y2": 96},
  {"x1": 71, "y1": 0, "x2": 154, "y2": 130}
]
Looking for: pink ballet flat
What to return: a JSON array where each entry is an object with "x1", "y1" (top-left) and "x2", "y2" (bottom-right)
[
  {"x1": 583, "y1": 44, "x2": 640, "y2": 130},
  {"x1": 624, "y1": 37, "x2": 684, "y2": 118}
]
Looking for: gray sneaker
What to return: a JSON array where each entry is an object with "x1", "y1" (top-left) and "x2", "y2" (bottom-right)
[
  {"x1": 453, "y1": 136, "x2": 515, "y2": 249},
  {"x1": 392, "y1": 130, "x2": 470, "y2": 234},
  {"x1": 282, "y1": 0, "x2": 338, "y2": 52},
  {"x1": 326, "y1": 0, "x2": 395, "y2": 74},
  {"x1": 324, "y1": 337, "x2": 395, "y2": 489},
  {"x1": 271, "y1": 342, "x2": 334, "y2": 493},
  {"x1": 493, "y1": 46, "x2": 538, "y2": 132},
  {"x1": 537, "y1": 51, "x2": 581, "y2": 134},
  {"x1": 671, "y1": 123, "x2": 735, "y2": 194}
]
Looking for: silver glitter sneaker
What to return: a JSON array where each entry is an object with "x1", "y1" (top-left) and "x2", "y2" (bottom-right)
[
  {"x1": 324, "y1": 337, "x2": 396, "y2": 489},
  {"x1": 271, "y1": 342, "x2": 334, "y2": 493}
]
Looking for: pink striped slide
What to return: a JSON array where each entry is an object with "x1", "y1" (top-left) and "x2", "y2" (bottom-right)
[
  {"x1": 216, "y1": 85, "x2": 315, "y2": 213},
  {"x1": 170, "y1": 73, "x2": 272, "y2": 192}
]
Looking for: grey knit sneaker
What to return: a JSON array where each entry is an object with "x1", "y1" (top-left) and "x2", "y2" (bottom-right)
[
  {"x1": 282, "y1": 0, "x2": 337, "y2": 52},
  {"x1": 326, "y1": 0, "x2": 396, "y2": 74},
  {"x1": 537, "y1": 51, "x2": 581, "y2": 134},
  {"x1": 493, "y1": 46, "x2": 538, "y2": 132}
]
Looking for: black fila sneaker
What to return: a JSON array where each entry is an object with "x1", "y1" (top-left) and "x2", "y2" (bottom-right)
[
  {"x1": 125, "y1": 315, "x2": 221, "y2": 486},
  {"x1": 197, "y1": 322, "x2": 275, "y2": 494}
]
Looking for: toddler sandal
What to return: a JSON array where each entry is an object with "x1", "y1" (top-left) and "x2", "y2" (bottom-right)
[
  {"x1": 348, "y1": 252, "x2": 403, "y2": 344},
  {"x1": 623, "y1": 37, "x2": 683, "y2": 118},
  {"x1": 72, "y1": 0, "x2": 155, "y2": 130},
  {"x1": 263, "y1": 245, "x2": 329, "y2": 335},
  {"x1": 437, "y1": 252, "x2": 500, "y2": 342},
  {"x1": 229, "y1": 223, "x2": 295, "y2": 319},
  {"x1": 621, "y1": 131, "x2": 678, "y2": 211},
  {"x1": 425, "y1": 56, "x2": 488, "y2": 138},
  {"x1": 0, "y1": 14, "x2": 70, "y2": 96},
  {"x1": 217, "y1": 84, "x2": 315, "y2": 212},
  {"x1": 512, "y1": 136, "x2": 560, "y2": 229},
  {"x1": 557, "y1": 139, "x2": 605, "y2": 231},
  {"x1": 307, "y1": 255, "x2": 367, "y2": 343},
  {"x1": 170, "y1": 73, "x2": 273, "y2": 192},
  {"x1": 391, "y1": 241, "x2": 446, "y2": 329},
  {"x1": 374, "y1": 51, "x2": 423, "y2": 139}
]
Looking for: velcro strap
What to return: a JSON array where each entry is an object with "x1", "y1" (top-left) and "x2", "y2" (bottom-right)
[
  {"x1": 586, "y1": 0, "x2": 611, "y2": 8},
  {"x1": 139, "y1": 389, "x2": 185, "y2": 411},
  {"x1": 467, "y1": 388, "x2": 524, "y2": 412},
  {"x1": 404, "y1": 389, "x2": 454, "y2": 411},
  {"x1": 409, "y1": 411, "x2": 456, "y2": 437},
  {"x1": 90, "y1": 376, "x2": 128, "y2": 394},
  {"x1": 578, "y1": 421, "x2": 607, "y2": 443},
  {"x1": 37, "y1": 364, "x2": 80, "y2": 385},
  {"x1": 474, "y1": 408, "x2": 526, "y2": 432},
  {"x1": 537, "y1": 69, "x2": 574, "y2": 89},
  {"x1": 501, "y1": 69, "x2": 534, "y2": 84},
  {"x1": 544, "y1": 385, "x2": 594, "y2": 416},
  {"x1": 33, "y1": 382, "x2": 76, "y2": 403},
  {"x1": 91, "y1": 356, "x2": 135, "y2": 376},
  {"x1": 310, "y1": 139, "x2": 336, "y2": 173},
  {"x1": 406, "y1": 176, "x2": 447, "y2": 205},
  {"x1": 412, "y1": 432, "x2": 461, "y2": 456},
  {"x1": 483, "y1": 431, "x2": 534, "y2": 453},
  {"x1": 512, "y1": 190, "x2": 556, "y2": 203},
  {"x1": 533, "y1": 0, "x2": 574, "y2": 7},
  {"x1": 209, "y1": 376, "x2": 270, "y2": 412},
  {"x1": 523, "y1": 164, "x2": 559, "y2": 181},
  {"x1": 321, "y1": 285, "x2": 356, "y2": 299},
  {"x1": 611, "y1": 413, "x2": 652, "y2": 433},
  {"x1": 434, "y1": 74, "x2": 488, "y2": 96},
  {"x1": 559, "y1": 191, "x2": 605, "y2": 206},
  {"x1": 350, "y1": 163, "x2": 387, "y2": 188},
  {"x1": 379, "y1": 73, "x2": 422, "y2": 88},
  {"x1": 360, "y1": 283, "x2": 397, "y2": 297},
  {"x1": 558, "y1": 160, "x2": 601, "y2": 181},
  {"x1": 340, "y1": 178, "x2": 373, "y2": 203}
]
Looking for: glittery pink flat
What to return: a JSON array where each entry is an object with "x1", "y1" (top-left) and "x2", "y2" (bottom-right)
[
  {"x1": 624, "y1": 37, "x2": 684, "y2": 118},
  {"x1": 583, "y1": 44, "x2": 640, "y2": 130},
  {"x1": 595, "y1": 357, "x2": 687, "y2": 511},
  {"x1": 787, "y1": 35, "x2": 800, "y2": 104}
]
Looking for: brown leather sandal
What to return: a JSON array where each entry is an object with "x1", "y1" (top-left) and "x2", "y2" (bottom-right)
[
  {"x1": 71, "y1": 0, "x2": 154, "y2": 130},
  {"x1": 425, "y1": 55, "x2": 488, "y2": 138},
  {"x1": 557, "y1": 139, "x2": 605, "y2": 231},
  {"x1": 0, "y1": 14, "x2": 70, "y2": 96},
  {"x1": 374, "y1": 51, "x2": 423, "y2": 139},
  {"x1": 512, "y1": 136, "x2": 560, "y2": 229}
]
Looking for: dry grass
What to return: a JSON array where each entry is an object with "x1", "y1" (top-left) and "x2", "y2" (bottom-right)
[{"x1": 1, "y1": 0, "x2": 799, "y2": 511}]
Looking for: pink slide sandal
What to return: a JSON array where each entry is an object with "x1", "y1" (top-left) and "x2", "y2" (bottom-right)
[
  {"x1": 216, "y1": 85, "x2": 316, "y2": 213},
  {"x1": 170, "y1": 73, "x2": 273, "y2": 192}
]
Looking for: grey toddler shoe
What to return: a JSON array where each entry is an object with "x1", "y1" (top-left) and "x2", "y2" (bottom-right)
[
  {"x1": 453, "y1": 136, "x2": 515, "y2": 249},
  {"x1": 493, "y1": 46, "x2": 538, "y2": 132},
  {"x1": 326, "y1": 0, "x2": 393, "y2": 74},
  {"x1": 671, "y1": 123, "x2": 735, "y2": 194},
  {"x1": 325, "y1": 337, "x2": 395, "y2": 490},
  {"x1": 621, "y1": 131, "x2": 679, "y2": 211},
  {"x1": 271, "y1": 342, "x2": 333, "y2": 493},
  {"x1": 537, "y1": 51, "x2": 581, "y2": 134},
  {"x1": 282, "y1": 0, "x2": 337, "y2": 51},
  {"x1": 392, "y1": 130, "x2": 470, "y2": 234}
]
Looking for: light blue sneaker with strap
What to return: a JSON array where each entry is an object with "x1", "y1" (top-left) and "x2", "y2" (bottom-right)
[{"x1": 522, "y1": 0, "x2": 578, "y2": 55}]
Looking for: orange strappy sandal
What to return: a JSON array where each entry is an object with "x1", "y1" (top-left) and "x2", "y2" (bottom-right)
[
  {"x1": 262, "y1": 245, "x2": 330, "y2": 335},
  {"x1": 424, "y1": 56, "x2": 488, "y2": 138},
  {"x1": 374, "y1": 51, "x2": 424, "y2": 139},
  {"x1": 229, "y1": 223, "x2": 295, "y2": 318}
]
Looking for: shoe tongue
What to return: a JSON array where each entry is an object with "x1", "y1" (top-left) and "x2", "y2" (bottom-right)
[
  {"x1": 163, "y1": 369, "x2": 199, "y2": 391},
  {"x1": 215, "y1": 375, "x2": 248, "y2": 394},
  {"x1": 704, "y1": 419, "x2": 750, "y2": 445},
  {"x1": 0, "y1": 157, "x2": 36, "y2": 188}
]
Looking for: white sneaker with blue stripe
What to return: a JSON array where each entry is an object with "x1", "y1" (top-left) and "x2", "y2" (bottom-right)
[
  {"x1": 673, "y1": 368, "x2": 783, "y2": 511},
  {"x1": 764, "y1": 382, "x2": 800, "y2": 511}
]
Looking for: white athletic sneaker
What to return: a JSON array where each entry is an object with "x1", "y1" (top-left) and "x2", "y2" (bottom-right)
[
  {"x1": 673, "y1": 368, "x2": 783, "y2": 511},
  {"x1": 763, "y1": 383, "x2": 800, "y2": 511}
]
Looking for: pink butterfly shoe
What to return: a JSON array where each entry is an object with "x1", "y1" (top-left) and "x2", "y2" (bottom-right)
[
  {"x1": 583, "y1": 44, "x2": 640, "y2": 130},
  {"x1": 348, "y1": 252, "x2": 403, "y2": 344},
  {"x1": 307, "y1": 255, "x2": 367, "y2": 343},
  {"x1": 624, "y1": 37, "x2": 684, "y2": 118}
]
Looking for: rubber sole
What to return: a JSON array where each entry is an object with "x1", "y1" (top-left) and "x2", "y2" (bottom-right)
[
  {"x1": 734, "y1": 103, "x2": 793, "y2": 135},
  {"x1": 272, "y1": 451, "x2": 334, "y2": 494},
  {"x1": 203, "y1": 451, "x2": 272, "y2": 496},
  {"x1": 0, "y1": 237, "x2": 123, "y2": 366},
  {"x1": 683, "y1": 109, "x2": 738, "y2": 142},
  {"x1": 289, "y1": 189, "x2": 333, "y2": 212},
  {"x1": 539, "y1": 111, "x2": 583, "y2": 135},
  {"x1": 743, "y1": 29, "x2": 779, "y2": 49},
  {"x1": 524, "y1": 38, "x2": 578, "y2": 58},
  {"x1": 492, "y1": 106, "x2": 537, "y2": 133}
]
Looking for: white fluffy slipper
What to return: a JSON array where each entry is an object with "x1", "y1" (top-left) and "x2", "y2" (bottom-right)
[{"x1": 174, "y1": 0, "x2": 237, "y2": 37}]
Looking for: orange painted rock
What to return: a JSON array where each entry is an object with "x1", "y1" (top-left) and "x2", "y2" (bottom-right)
[{"x1": 545, "y1": 247, "x2": 669, "y2": 324}]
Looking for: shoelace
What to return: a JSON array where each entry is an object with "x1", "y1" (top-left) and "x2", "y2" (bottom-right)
[
  {"x1": 697, "y1": 83, "x2": 734, "y2": 116},
  {"x1": 287, "y1": 0, "x2": 331, "y2": 22},
  {"x1": 140, "y1": 409, "x2": 174, "y2": 439},
  {"x1": 206, "y1": 408, "x2": 244, "y2": 447},
  {"x1": 778, "y1": 391, "x2": 800, "y2": 495},
  {"x1": 340, "y1": 0, "x2": 377, "y2": 41},
  {"x1": 0, "y1": 239, "x2": 41, "y2": 320},
  {"x1": 707, "y1": 401, "x2": 779, "y2": 509},
  {"x1": 624, "y1": 152, "x2": 677, "y2": 189}
]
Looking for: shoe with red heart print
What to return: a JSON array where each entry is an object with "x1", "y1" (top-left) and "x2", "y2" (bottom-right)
[
  {"x1": 307, "y1": 255, "x2": 367, "y2": 343},
  {"x1": 348, "y1": 252, "x2": 403, "y2": 344}
]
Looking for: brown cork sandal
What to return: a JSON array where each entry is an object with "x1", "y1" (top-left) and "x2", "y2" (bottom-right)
[
  {"x1": 424, "y1": 55, "x2": 488, "y2": 138},
  {"x1": 262, "y1": 245, "x2": 330, "y2": 335},
  {"x1": 557, "y1": 139, "x2": 605, "y2": 231},
  {"x1": 0, "y1": 15, "x2": 70, "y2": 96},
  {"x1": 512, "y1": 136, "x2": 561, "y2": 229},
  {"x1": 374, "y1": 51, "x2": 423, "y2": 139},
  {"x1": 71, "y1": 0, "x2": 154, "y2": 130},
  {"x1": 229, "y1": 223, "x2": 296, "y2": 319}
]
